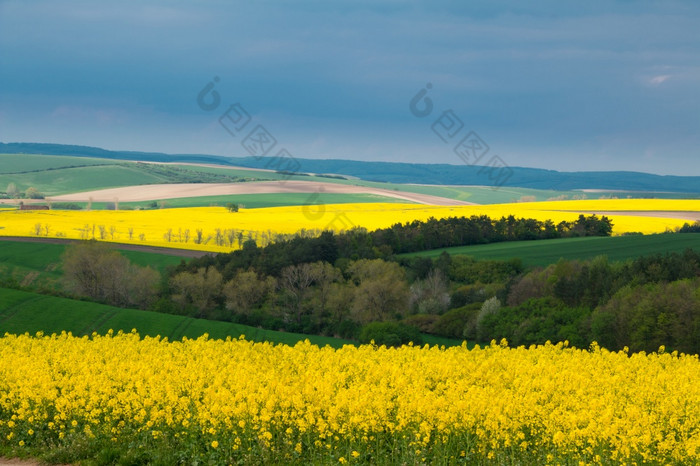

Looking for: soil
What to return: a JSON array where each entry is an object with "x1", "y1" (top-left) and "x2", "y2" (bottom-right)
[
  {"x1": 47, "y1": 180, "x2": 475, "y2": 206},
  {"x1": 0, "y1": 458, "x2": 42, "y2": 466},
  {"x1": 563, "y1": 210, "x2": 700, "y2": 221},
  {"x1": 0, "y1": 236, "x2": 209, "y2": 258}
]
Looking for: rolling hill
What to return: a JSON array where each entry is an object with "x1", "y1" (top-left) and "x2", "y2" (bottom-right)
[{"x1": 3, "y1": 141, "x2": 700, "y2": 193}]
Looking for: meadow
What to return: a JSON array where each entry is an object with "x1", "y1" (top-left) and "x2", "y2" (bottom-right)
[
  {"x1": 0, "y1": 153, "x2": 115, "y2": 174},
  {"x1": 0, "y1": 288, "x2": 357, "y2": 348},
  {"x1": 402, "y1": 233, "x2": 700, "y2": 267},
  {"x1": 88, "y1": 193, "x2": 408, "y2": 210},
  {"x1": 1, "y1": 332, "x2": 698, "y2": 465},
  {"x1": 0, "y1": 287, "x2": 459, "y2": 351},
  {"x1": 0, "y1": 200, "x2": 695, "y2": 253},
  {"x1": 5, "y1": 153, "x2": 700, "y2": 205},
  {"x1": 0, "y1": 240, "x2": 184, "y2": 290}
]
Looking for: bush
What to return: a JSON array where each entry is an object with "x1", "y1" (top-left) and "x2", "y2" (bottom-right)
[
  {"x1": 478, "y1": 297, "x2": 590, "y2": 347},
  {"x1": 51, "y1": 202, "x2": 83, "y2": 210},
  {"x1": 679, "y1": 221, "x2": 700, "y2": 233},
  {"x1": 25, "y1": 186, "x2": 44, "y2": 199},
  {"x1": 402, "y1": 314, "x2": 439, "y2": 333},
  {"x1": 433, "y1": 304, "x2": 481, "y2": 339},
  {"x1": 335, "y1": 320, "x2": 362, "y2": 340},
  {"x1": 359, "y1": 322, "x2": 423, "y2": 347}
]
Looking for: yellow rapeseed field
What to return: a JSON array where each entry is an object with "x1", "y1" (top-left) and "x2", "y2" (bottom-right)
[
  {"x1": 0, "y1": 199, "x2": 696, "y2": 252},
  {"x1": 1, "y1": 332, "x2": 699, "y2": 464}
]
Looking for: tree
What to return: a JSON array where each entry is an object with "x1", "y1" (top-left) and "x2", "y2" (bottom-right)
[
  {"x1": 347, "y1": 259, "x2": 409, "y2": 324},
  {"x1": 62, "y1": 241, "x2": 160, "y2": 308},
  {"x1": 476, "y1": 296, "x2": 501, "y2": 340},
  {"x1": 325, "y1": 283, "x2": 355, "y2": 326},
  {"x1": 6, "y1": 182, "x2": 18, "y2": 198},
  {"x1": 591, "y1": 279, "x2": 700, "y2": 353},
  {"x1": 170, "y1": 267, "x2": 223, "y2": 318},
  {"x1": 358, "y1": 322, "x2": 422, "y2": 347},
  {"x1": 280, "y1": 263, "x2": 315, "y2": 324},
  {"x1": 223, "y1": 270, "x2": 275, "y2": 315},
  {"x1": 307, "y1": 261, "x2": 341, "y2": 317},
  {"x1": 24, "y1": 187, "x2": 44, "y2": 199},
  {"x1": 409, "y1": 268, "x2": 450, "y2": 315}
]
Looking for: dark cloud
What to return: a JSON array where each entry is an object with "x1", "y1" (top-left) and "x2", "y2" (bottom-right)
[{"x1": 0, "y1": 0, "x2": 698, "y2": 174}]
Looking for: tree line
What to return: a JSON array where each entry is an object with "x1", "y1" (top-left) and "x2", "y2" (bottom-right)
[
  {"x1": 26, "y1": 212, "x2": 700, "y2": 353},
  {"x1": 177, "y1": 214, "x2": 612, "y2": 278},
  {"x1": 475, "y1": 250, "x2": 700, "y2": 354}
]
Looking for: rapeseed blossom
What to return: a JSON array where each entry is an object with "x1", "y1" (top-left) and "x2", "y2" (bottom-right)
[
  {"x1": 1, "y1": 332, "x2": 699, "y2": 464},
  {"x1": 0, "y1": 199, "x2": 694, "y2": 253}
]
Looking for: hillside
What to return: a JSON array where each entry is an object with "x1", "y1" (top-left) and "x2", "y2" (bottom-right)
[{"x1": 3, "y1": 142, "x2": 700, "y2": 193}]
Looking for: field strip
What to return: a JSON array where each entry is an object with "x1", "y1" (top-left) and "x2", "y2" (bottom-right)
[
  {"x1": 0, "y1": 236, "x2": 209, "y2": 258},
  {"x1": 560, "y1": 210, "x2": 700, "y2": 221},
  {"x1": 47, "y1": 181, "x2": 475, "y2": 206},
  {"x1": 0, "y1": 458, "x2": 41, "y2": 466},
  {"x1": 170, "y1": 317, "x2": 194, "y2": 341},
  {"x1": 0, "y1": 296, "x2": 44, "y2": 324},
  {"x1": 82, "y1": 310, "x2": 119, "y2": 335},
  {"x1": 138, "y1": 160, "x2": 280, "y2": 173}
]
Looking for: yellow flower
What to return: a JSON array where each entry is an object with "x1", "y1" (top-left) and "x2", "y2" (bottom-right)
[
  {"x1": 0, "y1": 331, "x2": 699, "y2": 463},
  {"x1": 0, "y1": 199, "x2": 693, "y2": 253}
]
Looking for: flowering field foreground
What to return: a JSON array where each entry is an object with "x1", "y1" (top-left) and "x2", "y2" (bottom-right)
[
  {"x1": 0, "y1": 199, "x2": 696, "y2": 253},
  {"x1": 1, "y1": 333, "x2": 699, "y2": 465}
]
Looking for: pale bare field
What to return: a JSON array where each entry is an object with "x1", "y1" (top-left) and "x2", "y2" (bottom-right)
[
  {"x1": 47, "y1": 180, "x2": 474, "y2": 206},
  {"x1": 0, "y1": 459, "x2": 41, "y2": 466},
  {"x1": 567, "y1": 210, "x2": 700, "y2": 221}
]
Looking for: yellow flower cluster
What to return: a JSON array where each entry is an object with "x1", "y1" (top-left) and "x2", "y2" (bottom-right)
[
  {"x1": 1, "y1": 332, "x2": 699, "y2": 464},
  {"x1": 0, "y1": 199, "x2": 695, "y2": 253}
]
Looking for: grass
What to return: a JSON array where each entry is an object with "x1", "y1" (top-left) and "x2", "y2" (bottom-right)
[
  {"x1": 61, "y1": 193, "x2": 411, "y2": 210},
  {"x1": 318, "y1": 178, "x2": 700, "y2": 204},
  {"x1": 400, "y1": 233, "x2": 700, "y2": 266},
  {"x1": 0, "y1": 155, "x2": 271, "y2": 196},
  {"x1": 0, "y1": 287, "x2": 469, "y2": 354},
  {"x1": 0, "y1": 240, "x2": 183, "y2": 289},
  {"x1": 0, "y1": 287, "x2": 356, "y2": 348},
  {"x1": 0, "y1": 164, "x2": 171, "y2": 196},
  {"x1": 0, "y1": 154, "x2": 339, "y2": 197},
  {"x1": 0, "y1": 242, "x2": 467, "y2": 349},
  {"x1": 170, "y1": 163, "x2": 320, "y2": 181},
  {"x1": 0, "y1": 287, "x2": 465, "y2": 349},
  {"x1": 0, "y1": 153, "x2": 114, "y2": 174},
  {"x1": 4, "y1": 153, "x2": 699, "y2": 205}
]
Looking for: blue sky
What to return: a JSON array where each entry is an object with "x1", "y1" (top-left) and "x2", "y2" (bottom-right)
[{"x1": 0, "y1": 0, "x2": 698, "y2": 175}]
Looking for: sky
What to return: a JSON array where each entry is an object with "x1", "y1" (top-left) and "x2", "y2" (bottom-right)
[{"x1": 0, "y1": 0, "x2": 698, "y2": 175}]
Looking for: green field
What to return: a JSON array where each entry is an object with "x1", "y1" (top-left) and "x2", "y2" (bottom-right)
[
  {"x1": 0, "y1": 153, "x2": 116, "y2": 174},
  {"x1": 0, "y1": 164, "x2": 175, "y2": 196},
  {"x1": 63, "y1": 192, "x2": 411, "y2": 210},
  {"x1": 0, "y1": 154, "x2": 343, "y2": 197},
  {"x1": 0, "y1": 240, "x2": 183, "y2": 289},
  {"x1": 0, "y1": 154, "x2": 272, "y2": 196},
  {"x1": 4, "y1": 153, "x2": 698, "y2": 205},
  {"x1": 0, "y1": 287, "x2": 354, "y2": 347},
  {"x1": 0, "y1": 287, "x2": 461, "y2": 348},
  {"x1": 170, "y1": 163, "x2": 323, "y2": 182},
  {"x1": 400, "y1": 233, "x2": 700, "y2": 266}
]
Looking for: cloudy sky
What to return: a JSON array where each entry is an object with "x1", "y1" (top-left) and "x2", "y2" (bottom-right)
[{"x1": 0, "y1": 0, "x2": 698, "y2": 175}]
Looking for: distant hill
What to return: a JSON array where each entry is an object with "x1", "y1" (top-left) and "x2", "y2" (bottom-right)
[{"x1": 1, "y1": 141, "x2": 698, "y2": 193}]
